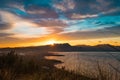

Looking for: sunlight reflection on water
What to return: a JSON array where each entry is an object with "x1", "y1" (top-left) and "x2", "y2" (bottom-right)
[{"x1": 45, "y1": 52, "x2": 120, "y2": 76}]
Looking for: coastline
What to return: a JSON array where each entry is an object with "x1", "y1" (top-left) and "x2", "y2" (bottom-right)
[{"x1": 0, "y1": 51, "x2": 96, "y2": 80}]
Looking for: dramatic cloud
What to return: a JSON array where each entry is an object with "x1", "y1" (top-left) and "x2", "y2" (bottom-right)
[
  {"x1": 33, "y1": 19, "x2": 68, "y2": 33},
  {"x1": 0, "y1": 0, "x2": 120, "y2": 47},
  {"x1": 59, "y1": 26, "x2": 120, "y2": 40},
  {"x1": 34, "y1": 19, "x2": 67, "y2": 27}
]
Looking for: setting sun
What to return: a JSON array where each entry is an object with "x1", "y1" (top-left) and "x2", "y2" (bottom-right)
[{"x1": 46, "y1": 40, "x2": 57, "y2": 45}]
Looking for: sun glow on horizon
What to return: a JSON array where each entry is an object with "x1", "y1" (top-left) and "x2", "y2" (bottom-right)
[{"x1": 45, "y1": 40, "x2": 58, "y2": 45}]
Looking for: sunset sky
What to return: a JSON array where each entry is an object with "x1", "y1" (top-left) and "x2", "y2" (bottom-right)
[{"x1": 0, "y1": 0, "x2": 120, "y2": 48}]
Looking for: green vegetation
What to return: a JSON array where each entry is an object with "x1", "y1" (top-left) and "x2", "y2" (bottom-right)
[{"x1": 0, "y1": 51, "x2": 95, "y2": 80}]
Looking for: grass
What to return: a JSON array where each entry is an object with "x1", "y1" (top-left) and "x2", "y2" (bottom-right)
[
  {"x1": 0, "y1": 51, "x2": 95, "y2": 80},
  {"x1": 0, "y1": 51, "x2": 120, "y2": 80}
]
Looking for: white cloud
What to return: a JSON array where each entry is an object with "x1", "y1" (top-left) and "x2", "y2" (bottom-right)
[
  {"x1": 0, "y1": 10, "x2": 21, "y2": 23},
  {"x1": 10, "y1": 24, "x2": 50, "y2": 38},
  {"x1": 71, "y1": 13, "x2": 98, "y2": 19}
]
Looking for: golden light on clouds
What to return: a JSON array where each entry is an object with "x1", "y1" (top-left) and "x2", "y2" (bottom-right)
[{"x1": 0, "y1": 6, "x2": 120, "y2": 48}]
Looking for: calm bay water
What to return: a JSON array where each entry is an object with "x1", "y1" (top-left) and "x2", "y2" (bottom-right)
[{"x1": 45, "y1": 52, "x2": 120, "y2": 75}]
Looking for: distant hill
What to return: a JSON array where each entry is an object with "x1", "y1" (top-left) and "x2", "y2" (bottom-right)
[
  {"x1": 0, "y1": 43, "x2": 120, "y2": 52},
  {"x1": 47, "y1": 43, "x2": 120, "y2": 52}
]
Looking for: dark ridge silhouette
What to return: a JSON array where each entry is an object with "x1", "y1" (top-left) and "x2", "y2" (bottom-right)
[{"x1": 0, "y1": 43, "x2": 120, "y2": 52}]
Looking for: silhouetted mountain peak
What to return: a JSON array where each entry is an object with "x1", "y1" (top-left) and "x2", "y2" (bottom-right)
[{"x1": 53, "y1": 43, "x2": 71, "y2": 47}]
